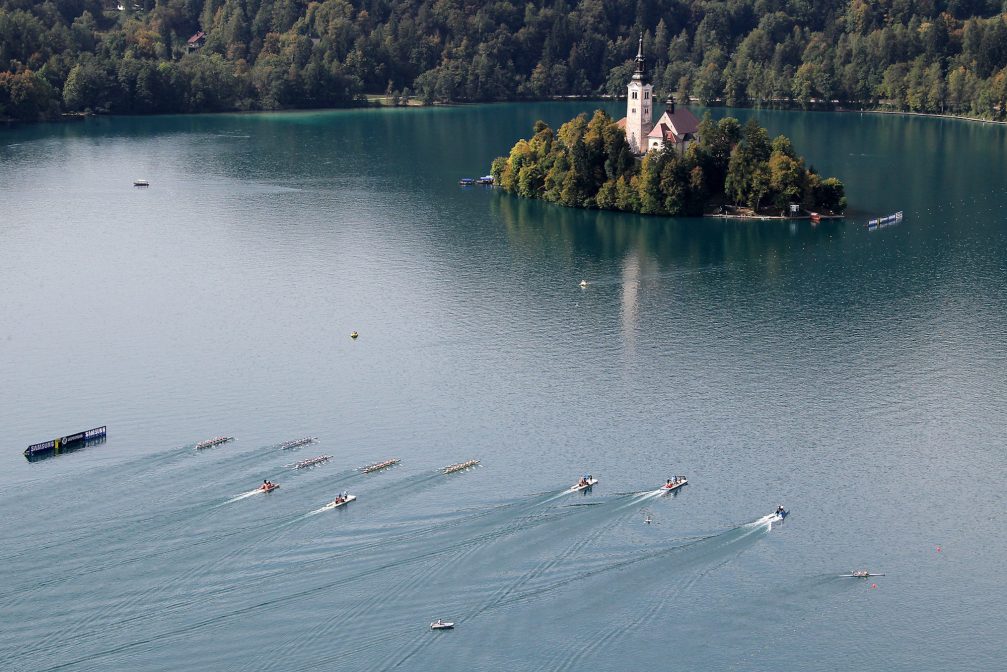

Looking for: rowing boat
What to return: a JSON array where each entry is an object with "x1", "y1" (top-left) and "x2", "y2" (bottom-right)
[
  {"x1": 443, "y1": 459, "x2": 479, "y2": 474},
  {"x1": 361, "y1": 458, "x2": 400, "y2": 473},
  {"x1": 840, "y1": 572, "x2": 885, "y2": 578},
  {"x1": 289, "y1": 455, "x2": 332, "y2": 469},
  {"x1": 279, "y1": 437, "x2": 317, "y2": 450},
  {"x1": 322, "y1": 494, "x2": 356, "y2": 510},
  {"x1": 195, "y1": 436, "x2": 234, "y2": 450},
  {"x1": 568, "y1": 477, "x2": 598, "y2": 493}
]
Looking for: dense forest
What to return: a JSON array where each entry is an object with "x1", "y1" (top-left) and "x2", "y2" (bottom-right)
[
  {"x1": 3, "y1": 0, "x2": 1007, "y2": 121},
  {"x1": 491, "y1": 110, "x2": 846, "y2": 217}
]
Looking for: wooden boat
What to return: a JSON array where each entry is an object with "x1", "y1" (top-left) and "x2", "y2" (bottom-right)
[
  {"x1": 195, "y1": 436, "x2": 234, "y2": 450},
  {"x1": 568, "y1": 477, "x2": 598, "y2": 493},
  {"x1": 443, "y1": 459, "x2": 479, "y2": 474},
  {"x1": 361, "y1": 458, "x2": 400, "y2": 474}
]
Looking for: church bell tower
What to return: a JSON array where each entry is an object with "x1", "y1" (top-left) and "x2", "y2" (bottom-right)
[{"x1": 626, "y1": 34, "x2": 654, "y2": 154}]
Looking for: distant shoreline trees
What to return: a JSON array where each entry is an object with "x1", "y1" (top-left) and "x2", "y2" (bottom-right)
[
  {"x1": 491, "y1": 110, "x2": 846, "y2": 218},
  {"x1": 3, "y1": 1, "x2": 1007, "y2": 122}
]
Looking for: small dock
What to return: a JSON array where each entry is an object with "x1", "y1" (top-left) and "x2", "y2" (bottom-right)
[{"x1": 25, "y1": 426, "x2": 106, "y2": 460}]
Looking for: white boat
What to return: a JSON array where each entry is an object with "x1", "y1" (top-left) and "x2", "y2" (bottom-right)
[
  {"x1": 567, "y1": 477, "x2": 598, "y2": 493},
  {"x1": 133, "y1": 179, "x2": 149, "y2": 187},
  {"x1": 322, "y1": 494, "x2": 356, "y2": 510},
  {"x1": 430, "y1": 619, "x2": 454, "y2": 630},
  {"x1": 661, "y1": 477, "x2": 688, "y2": 492}
]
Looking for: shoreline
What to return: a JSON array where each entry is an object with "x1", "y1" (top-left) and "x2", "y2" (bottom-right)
[{"x1": 6, "y1": 96, "x2": 1007, "y2": 128}]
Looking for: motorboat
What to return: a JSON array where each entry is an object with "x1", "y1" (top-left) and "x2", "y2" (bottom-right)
[
  {"x1": 568, "y1": 476, "x2": 597, "y2": 493},
  {"x1": 324, "y1": 494, "x2": 356, "y2": 509},
  {"x1": 841, "y1": 570, "x2": 885, "y2": 578},
  {"x1": 133, "y1": 179, "x2": 149, "y2": 187},
  {"x1": 430, "y1": 619, "x2": 454, "y2": 630},
  {"x1": 662, "y1": 477, "x2": 688, "y2": 492},
  {"x1": 260, "y1": 483, "x2": 280, "y2": 493}
]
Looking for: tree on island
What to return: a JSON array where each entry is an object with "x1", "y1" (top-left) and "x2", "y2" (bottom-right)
[{"x1": 491, "y1": 110, "x2": 846, "y2": 218}]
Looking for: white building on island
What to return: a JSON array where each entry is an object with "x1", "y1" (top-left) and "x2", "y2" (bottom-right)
[{"x1": 617, "y1": 35, "x2": 700, "y2": 156}]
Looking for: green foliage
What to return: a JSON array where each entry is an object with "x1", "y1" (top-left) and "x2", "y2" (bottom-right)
[
  {"x1": 493, "y1": 111, "x2": 846, "y2": 217},
  {"x1": 5, "y1": 0, "x2": 1007, "y2": 120}
]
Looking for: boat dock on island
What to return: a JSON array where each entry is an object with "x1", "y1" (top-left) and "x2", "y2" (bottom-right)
[
  {"x1": 279, "y1": 437, "x2": 317, "y2": 450},
  {"x1": 195, "y1": 436, "x2": 234, "y2": 450},
  {"x1": 361, "y1": 458, "x2": 400, "y2": 474},
  {"x1": 24, "y1": 426, "x2": 106, "y2": 460},
  {"x1": 443, "y1": 459, "x2": 479, "y2": 474},
  {"x1": 868, "y1": 211, "x2": 903, "y2": 229},
  {"x1": 289, "y1": 455, "x2": 332, "y2": 469}
]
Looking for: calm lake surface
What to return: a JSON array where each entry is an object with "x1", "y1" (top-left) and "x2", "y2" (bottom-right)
[{"x1": 1, "y1": 103, "x2": 1005, "y2": 671}]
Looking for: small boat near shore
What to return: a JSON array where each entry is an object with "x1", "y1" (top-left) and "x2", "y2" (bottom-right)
[
  {"x1": 361, "y1": 458, "x2": 400, "y2": 473},
  {"x1": 289, "y1": 455, "x2": 332, "y2": 469},
  {"x1": 443, "y1": 459, "x2": 479, "y2": 474},
  {"x1": 279, "y1": 437, "x2": 317, "y2": 450},
  {"x1": 195, "y1": 436, "x2": 234, "y2": 450}
]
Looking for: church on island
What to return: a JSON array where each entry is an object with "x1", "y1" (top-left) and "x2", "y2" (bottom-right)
[{"x1": 617, "y1": 36, "x2": 700, "y2": 156}]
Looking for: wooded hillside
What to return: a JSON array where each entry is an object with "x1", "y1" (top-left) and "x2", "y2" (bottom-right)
[{"x1": 3, "y1": 0, "x2": 1007, "y2": 120}]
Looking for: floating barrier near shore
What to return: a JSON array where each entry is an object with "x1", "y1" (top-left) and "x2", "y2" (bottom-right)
[
  {"x1": 24, "y1": 426, "x2": 106, "y2": 460},
  {"x1": 279, "y1": 437, "x2": 317, "y2": 450},
  {"x1": 442, "y1": 459, "x2": 479, "y2": 474},
  {"x1": 868, "y1": 211, "x2": 903, "y2": 229},
  {"x1": 361, "y1": 458, "x2": 400, "y2": 474},
  {"x1": 195, "y1": 436, "x2": 234, "y2": 450}
]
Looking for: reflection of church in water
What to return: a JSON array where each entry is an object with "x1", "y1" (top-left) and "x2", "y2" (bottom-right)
[{"x1": 616, "y1": 35, "x2": 700, "y2": 156}]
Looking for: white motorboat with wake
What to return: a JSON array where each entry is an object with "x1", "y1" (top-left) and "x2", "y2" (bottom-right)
[
  {"x1": 568, "y1": 475, "x2": 597, "y2": 493},
  {"x1": 430, "y1": 619, "x2": 454, "y2": 630}
]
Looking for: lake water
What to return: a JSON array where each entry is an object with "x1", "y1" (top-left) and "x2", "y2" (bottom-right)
[{"x1": 1, "y1": 103, "x2": 1005, "y2": 671}]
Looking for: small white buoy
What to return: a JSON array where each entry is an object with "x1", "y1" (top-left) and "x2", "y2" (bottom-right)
[{"x1": 579, "y1": 280, "x2": 588, "y2": 288}]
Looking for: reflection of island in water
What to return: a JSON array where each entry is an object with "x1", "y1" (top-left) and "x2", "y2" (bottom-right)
[{"x1": 491, "y1": 190, "x2": 846, "y2": 275}]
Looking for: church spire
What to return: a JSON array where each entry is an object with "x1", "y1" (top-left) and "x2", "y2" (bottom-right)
[{"x1": 632, "y1": 32, "x2": 646, "y2": 81}]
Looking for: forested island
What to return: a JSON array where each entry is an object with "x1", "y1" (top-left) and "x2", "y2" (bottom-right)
[
  {"x1": 3, "y1": 0, "x2": 1007, "y2": 121},
  {"x1": 490, "y1": 111, "x2": 846, "y2": 218}
]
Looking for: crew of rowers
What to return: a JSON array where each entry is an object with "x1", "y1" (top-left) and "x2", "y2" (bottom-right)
[{"x1": 664, "y1": 477, "x2": 686, "y2": 488}]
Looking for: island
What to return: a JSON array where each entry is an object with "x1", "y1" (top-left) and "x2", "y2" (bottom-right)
[{"x1": 491, "y1": 38, "x2": 845, "y2": 219}]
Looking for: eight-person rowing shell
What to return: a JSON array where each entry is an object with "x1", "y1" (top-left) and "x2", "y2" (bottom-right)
[{"x1": 260, "y1": 479, "x2": 279, "y2": 493}]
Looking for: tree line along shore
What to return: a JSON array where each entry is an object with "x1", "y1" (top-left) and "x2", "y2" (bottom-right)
[
  {"x1": 4, "y1": 0, "x2": 1007, "y2": 121},
  {"x1": 491, "y1": 111, "x2": 846, "y2": 219}
]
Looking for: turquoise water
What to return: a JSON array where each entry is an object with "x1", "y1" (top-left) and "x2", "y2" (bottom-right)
[{"x1": 1, "y1": 104, "x2": 1005, "y2": 670}]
